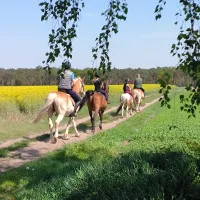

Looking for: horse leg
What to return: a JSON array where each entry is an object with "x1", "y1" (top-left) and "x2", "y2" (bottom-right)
[
  {"x1": 89, "y1": 109, "x2": 93, "y2": 123},
  {"x1": 126, "y1": 104, "x2": 129, "y2": 118},
  {"x1": 99, "y1": 111, "x2": 104, "y2": 130},
  {"x1": 63, "y1": 117, "x2": 73, "y2": 140},
  {"x1": 135, "y1": 98, "x2": 138, "y2": 112},
  {"x1": 52, "y1": 114, "x2": 64, "y2": 144},
  {"x1": 72, "y1": 117, "x2": 80, "y2": 137},
  {"x1": 121, "y1": 103, "x2": 124, "y2": 118},
  {"x1": 137, "y1": 102, "x2": 140, "y2": 112},
  {"x1": 139, "y1": 98, "x2": 142, "y2": 111},
  {"x1": 92, "y1": 111, "x2": 98, "y2": 134},
  {"x1": 48, "y1": 109, "x2": 54, "y2": 141},
  {"x1": 130, "y1": 100, "x2": 134, "y2": 115},
  {"x1": 131, "y1": 103, "x2": 134, "y2": 115}
]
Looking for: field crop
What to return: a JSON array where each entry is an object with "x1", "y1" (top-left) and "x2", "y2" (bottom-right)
[{"x1": 0, "y1": 84, "x2": 161, "y2": 115}]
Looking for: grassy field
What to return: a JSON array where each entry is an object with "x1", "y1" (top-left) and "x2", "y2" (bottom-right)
[
  {"x1": 0, "y1": 84, "x2": 161, "y2": 141},
  {"x1": 1, "y1": 89, "x2": 200, "y2": 199}
]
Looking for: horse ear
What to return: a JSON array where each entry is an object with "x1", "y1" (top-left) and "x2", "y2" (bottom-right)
[{"x1": 82, "y1": 77, "x2": 85, "y2": 82}]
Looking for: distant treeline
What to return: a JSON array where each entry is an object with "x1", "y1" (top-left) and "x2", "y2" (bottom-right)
[{"x1": 0, "y1": 66, "x2": 193, "y2": 86}]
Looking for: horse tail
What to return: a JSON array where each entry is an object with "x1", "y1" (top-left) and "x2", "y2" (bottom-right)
[
  {"x1": 33, "y1": 93, "x2": 56, "y2": 123},
  {"x1": 116, "y1": 100, "x2": 126, "y2": 114},
  {"x1": 78, "y1": 90, "x2": 94, "y2": 110}
]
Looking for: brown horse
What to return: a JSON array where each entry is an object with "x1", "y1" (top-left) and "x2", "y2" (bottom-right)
[
  {"x1": 33, "y1": 77, "x2": 85, "y2": 143},
  {"x1": 132, "y1": 88, "x2": 144, "y2": 112},
  {"x1": 80, "y1": 86, "x2": 108, "y2": 133}
]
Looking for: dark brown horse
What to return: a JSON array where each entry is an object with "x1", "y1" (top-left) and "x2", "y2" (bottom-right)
[{"x1": 80, "y1": 82, "x2": 109, "y2": 133}]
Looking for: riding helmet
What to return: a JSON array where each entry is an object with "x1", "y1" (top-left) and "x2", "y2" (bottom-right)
[
  {"x1": 94, "y1": 72, "x2": 100, "y2": 78},
  {"x1": 125, "y1": 79, "x2": 130, "y2": 83},
  {"x1": 63, "y1": 60, "x2": 71, "y2": 70}
]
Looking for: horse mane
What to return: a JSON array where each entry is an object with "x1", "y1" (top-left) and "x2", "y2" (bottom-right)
[
  {"x1": 73, "y1": 77, "x2": 80, "y2": 83},
  {"x1": 77, "y1": 90, "x2": 94, "y2": 112}
]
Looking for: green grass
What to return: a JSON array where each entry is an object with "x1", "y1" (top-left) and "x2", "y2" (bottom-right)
[
  {"x1": 0, "y1": 140, "x2": 30, "y2": 158},
  {"x1": 0, "y1": 89, "x2": 200, "y2": 199}
]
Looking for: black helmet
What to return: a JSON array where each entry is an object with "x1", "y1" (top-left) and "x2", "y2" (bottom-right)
[
  {"x1": 94, "y1": 72, "x2": 100, "y2": 78},
  {"x1": 125, "y1": 79, "x2": 130, "y2": 83},
  {"x1": 63, "y1": 60, "x2": 71, "y2": 70}
]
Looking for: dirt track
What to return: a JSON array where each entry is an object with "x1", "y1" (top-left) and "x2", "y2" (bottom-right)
[{"x1": 0, "y1": 98, "x2": 159, "y2": 173}]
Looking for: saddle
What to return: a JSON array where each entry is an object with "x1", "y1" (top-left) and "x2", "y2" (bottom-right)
[{"x1": 95, "y1": 90, "x2": 107, "y2": 100}]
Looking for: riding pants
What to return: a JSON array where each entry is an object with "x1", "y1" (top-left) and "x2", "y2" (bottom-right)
[
  {"x1": 96, "y1": 89, "x2": 108, "y2": 101},
  {"x1": 58, "y1": 88, "x2": 81, "y2": 103}
]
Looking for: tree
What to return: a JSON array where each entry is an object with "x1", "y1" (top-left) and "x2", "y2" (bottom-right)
[
  {"x1": 154, "y1": 0, "x2": 200, "y2": 117},
  {"x1": 39, "y1": 0, "x2": 200, "y2": 117}
]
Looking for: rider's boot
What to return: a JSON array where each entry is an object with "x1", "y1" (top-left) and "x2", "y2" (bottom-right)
[{"x1": 69, "y1": 100, "x2": 81, "y2": 117}]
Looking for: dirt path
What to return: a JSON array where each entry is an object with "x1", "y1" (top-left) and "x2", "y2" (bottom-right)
[{"x1": 0, "y1": 98, "x2": 159, "y2": 173}]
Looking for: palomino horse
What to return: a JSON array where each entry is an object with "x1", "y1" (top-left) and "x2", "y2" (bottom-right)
[
  {"x1": 33, "y1": 77, "x2": 85, "y2": 143},
  {"x1": 132, "y1": 88, "x2": 144, "y2": 112},
  {"x1": 80, "y1": 86, "x2": 108, "y2": 133},
  {"x1": 116, "y1": 93, "x2": 133, "y2": 118}
]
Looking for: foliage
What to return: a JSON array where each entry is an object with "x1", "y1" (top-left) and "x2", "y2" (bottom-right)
[
  {"x1": 39, "y1": 0, "x2": 128, "y2": 77},
  {"x1": 155, "y1": 0, "x2": 200, "y2": 117},
  {"x1": 39, "y1": 0, "x2": 84, "y2": 71},
  {"x1": 0, "y1": 66, "x2": 193, "y2": 86}
]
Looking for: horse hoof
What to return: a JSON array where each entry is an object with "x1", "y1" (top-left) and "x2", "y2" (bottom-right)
[
  {"x1": 63, "y1": 136, "x2": 69, "y2": 140},
  {"x1": 75, "y1": 134, "x2": 80, "y2": 138},
  {"x1": 92, "y1": 130, "x2": 95, "y2": 134},
  {"x1": 99, "y1": 126, "x2": 102, "y2": 130},
  {"x1": 51, "y1": 137, "x2": 57, "y2": 144}
]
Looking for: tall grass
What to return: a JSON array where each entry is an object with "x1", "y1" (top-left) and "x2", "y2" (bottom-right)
[{"x1": 0, "y1": 90, "x2": 200, "y2": 199}]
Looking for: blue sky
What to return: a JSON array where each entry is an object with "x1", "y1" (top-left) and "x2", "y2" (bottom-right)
[{"x1": 0, "y1": 0, "x2": 180, "y2": 69}]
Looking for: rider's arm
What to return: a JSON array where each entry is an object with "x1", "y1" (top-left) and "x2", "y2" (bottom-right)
[
  {"x1": 71, "y1": 72, "x2": 75, "y2": 86},
  {"x1": 127, "y1": 84, "x2": 131, "y2": 91}
]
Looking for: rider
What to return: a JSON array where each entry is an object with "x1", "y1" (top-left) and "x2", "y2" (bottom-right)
[
  {"x1": 57, "y1": 60, "x2": 82, "y2": 115},
  {"x1": 101, "y1": 79, "x2": 110, "y2": 104},
  {"x1": 123, "y1": 79, "x2": 133, "y2": 97},
  {"x1": 93, "y1": 72, "x2": 108, "y2": 101},
  {"x1": 133, "y1": 74, "x2": 145, "y2": 96}
]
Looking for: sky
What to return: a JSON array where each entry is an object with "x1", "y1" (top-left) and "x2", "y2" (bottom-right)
[{"x1": 0, "y1": 0, "x2": 181, "y2": 69}]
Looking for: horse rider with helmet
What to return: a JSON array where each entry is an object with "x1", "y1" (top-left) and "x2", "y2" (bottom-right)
[
  {"x1": 133, "y1": 73, "x2": 145, "y2": 96},
  {"x1": 93, "y1": 72, "x2": 108, "y2": 102},
  {"x1": 123, "y1": 78, "x2": 133, "y2": 97},
  {"x1": 57, "y1": 60, "x2": 82, "y2": 116}
]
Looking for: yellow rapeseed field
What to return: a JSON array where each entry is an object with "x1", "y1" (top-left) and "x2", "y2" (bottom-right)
[
  {"x1": 0, "y1": 84, "x2": 160, "y2": 102},
  {"x1": 0, "y1": 84, "x2": 161, "y2": 114}
]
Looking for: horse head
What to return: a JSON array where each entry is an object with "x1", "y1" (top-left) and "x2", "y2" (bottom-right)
[
  {"x1": 73, "y1": 77, "x2": 85, "y2": 97},
  {"x1": 102, "y1": 80, "x2": 109, "y2": 94}
]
